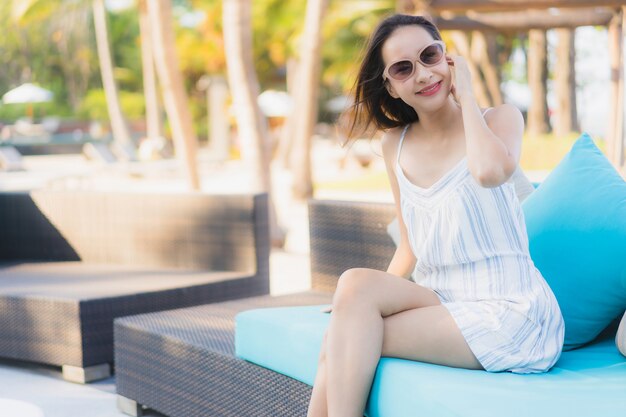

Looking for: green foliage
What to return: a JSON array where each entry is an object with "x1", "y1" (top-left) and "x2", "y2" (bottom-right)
[
  {"x1": 321, "y1": 1, "x2": 393, "y2": 93},
  {"x1": 251, "y1": 0, "x2": 306, "y2": 87},
  {"x1": 108, "y1": 7, "x2": 142, "y2": 91},
  {"x1": 0, "y1": 0, "x2": 424, "y2": 138},
  {"x1": 0, "y1": 101, "x2": 72, "y2": 121},
  {"x1": 78, "y1": 89, "x2": 145, "y2": 122},
  {"x1": 178, "y1": 0, "x2": 225, "y2": 77},
  {"x1": 3, "y1": 0, "x2": 98, "y2": 110}
]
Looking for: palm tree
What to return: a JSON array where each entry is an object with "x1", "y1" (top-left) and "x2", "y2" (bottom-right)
[
  {"x1": 279, "y1": 0, "x2": 389, "y2": 190},
  {"x1": 222, "y1": 0, "x2": 268, "y2": 192},
  {"x1": 289, "y1": 0, "x2": 329, "y2": 199},
  {"x1": 222, "y1": 0, "x2": 284, "y2": 245},
  {"x1": 146, "y1": 0, "x2": 200, "y2": 190},
  {"x1": 92, "y1": 0, "x2": 133, "y2": 154},
  {"x1": 138, "y1": 0, "x2": 163, "y2": 141}
]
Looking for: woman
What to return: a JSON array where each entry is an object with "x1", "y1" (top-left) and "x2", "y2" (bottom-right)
[{"x1": 307, "y1": 14, "x2": 564, "y2": 417}]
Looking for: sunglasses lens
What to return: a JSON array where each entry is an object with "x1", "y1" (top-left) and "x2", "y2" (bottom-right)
[
  {"x1": 388, "y1": 60, "x2": 413, "y2": 81},
  {"x1": 420, "y1": 43, "x2": 444, "y2": 65}
]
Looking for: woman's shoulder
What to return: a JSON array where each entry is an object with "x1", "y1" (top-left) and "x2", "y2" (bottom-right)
[
  {"x1": 381, "y1": 125, "x2": 407, "y2": 155},
  {"x1": 381, "y1": 126, "x2": 406, "y2": 149}
]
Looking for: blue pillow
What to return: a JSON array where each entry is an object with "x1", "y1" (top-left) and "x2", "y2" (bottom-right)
[{"x1": 522, "y1": 133, "x2": 626, "y2": 350}]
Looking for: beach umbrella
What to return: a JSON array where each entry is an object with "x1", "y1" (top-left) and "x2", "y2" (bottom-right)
[
  {"x1": 2, "y1": 83, "x2": 54, "y2": 104},
  {"x1": 2, "y1": 83, "x2": 54, "y2": 119}
]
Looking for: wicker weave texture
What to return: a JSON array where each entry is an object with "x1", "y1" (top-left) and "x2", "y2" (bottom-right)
[
  {"x1": 114, "y1": 199, "x2": 395, "y2": 415},
  {"x1": 308, "y1": 199, "x2": 396, "y2": 292},
  {"x1": 0, "y1": 296, "x2": 82, "y2": 366},
  {"x1": 0, "y1": 191, "x2": 270, "y2": 273},
  {"x1": 115, "y1": 292, "x2": 331, "y2": 417},
  {"x1": 0, "y1": 191, "x2": 270, "y2": 368}
]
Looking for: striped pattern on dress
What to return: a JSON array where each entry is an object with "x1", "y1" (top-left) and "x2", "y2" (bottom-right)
[{"x1": 395, "y1": 117, "x2": 564, "y2": 373}]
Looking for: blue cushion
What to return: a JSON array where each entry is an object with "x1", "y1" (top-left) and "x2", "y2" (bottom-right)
[
  {"x1": 522, "y1": 133, "x2": 626, "y2": 350},
  {"x1": 235, "y1": 305, "x2": 330, "y2": 384},
  {"x1": 236, "y1": 305, "x2": 626, "y2": 417}
]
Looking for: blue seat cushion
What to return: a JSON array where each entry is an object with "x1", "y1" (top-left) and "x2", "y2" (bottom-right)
[{"x1": 236, "y1": 305, "x2": 626, "y2": 417}]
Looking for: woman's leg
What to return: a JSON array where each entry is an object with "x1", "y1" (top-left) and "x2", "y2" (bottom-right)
[
  {"x1": 381, "y1": 305, "x2": 482, "y2": 368},
  {"x1": 320, "y1": 268, "x2": 481, "y2": 417},
  {"x1": 307, "y1": 333, "x2": 329, "y2": 417}
]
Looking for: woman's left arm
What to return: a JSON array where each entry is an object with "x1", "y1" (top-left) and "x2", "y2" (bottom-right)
[{"x1": 449, "y1": 55, "x2": 525, "y2": 188}]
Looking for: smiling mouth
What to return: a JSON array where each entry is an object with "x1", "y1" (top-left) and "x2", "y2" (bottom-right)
[{"x1": 416, "y1": 81, "x2": 442, "y2": 95}]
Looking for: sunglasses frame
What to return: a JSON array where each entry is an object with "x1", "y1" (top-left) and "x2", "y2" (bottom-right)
[{"x1": 382, "y1": 40, "x2": 447, "y2": 82}]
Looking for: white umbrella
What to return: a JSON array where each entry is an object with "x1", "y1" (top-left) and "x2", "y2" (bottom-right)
[
  {"x1": 2, "y1": 83, "x2": 53, "y2": 104},
  {"x1": 257, "y1": 90, "x2": 292, "y2": 117}
]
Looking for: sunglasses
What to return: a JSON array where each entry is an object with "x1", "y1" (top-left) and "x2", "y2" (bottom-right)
[{"x1": 382, "y1": 40, "x2": 446, "y2": 82}]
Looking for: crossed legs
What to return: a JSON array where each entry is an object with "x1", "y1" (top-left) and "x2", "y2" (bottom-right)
[{"x1": 307, "y1": 268, "x2": 482, "y2": 417}]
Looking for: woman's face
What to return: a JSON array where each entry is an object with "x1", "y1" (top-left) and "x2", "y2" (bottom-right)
[{"x1": 381, "y1": 25, "x2": 451, "y2": 111}]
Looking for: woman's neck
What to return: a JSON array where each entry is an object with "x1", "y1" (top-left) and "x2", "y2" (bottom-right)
[{"x1": 413, "y1": 97, "x2": 462, "y2": 139}]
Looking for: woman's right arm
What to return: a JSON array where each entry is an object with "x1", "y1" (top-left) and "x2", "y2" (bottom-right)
[{"x1": 381, "y1": 130, "x2": 417, "y2": 279}]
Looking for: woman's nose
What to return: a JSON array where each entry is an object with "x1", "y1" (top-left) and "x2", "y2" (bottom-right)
[{"x1": 414, "y1": 64, "x2": 433, "y2": 83}]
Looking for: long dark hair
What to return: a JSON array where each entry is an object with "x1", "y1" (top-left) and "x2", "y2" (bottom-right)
[{"x1": 346, "y1": 14, "x2": 442, "y2": 139}]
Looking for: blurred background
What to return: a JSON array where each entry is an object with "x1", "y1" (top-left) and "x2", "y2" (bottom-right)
[{"x1": 1, "y1": 0, "x2": 625, "y2": 247}]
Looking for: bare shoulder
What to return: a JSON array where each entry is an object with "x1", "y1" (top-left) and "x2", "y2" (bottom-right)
[{"x1": 381, "y1": 126, "x2": 405, "y2": 160}]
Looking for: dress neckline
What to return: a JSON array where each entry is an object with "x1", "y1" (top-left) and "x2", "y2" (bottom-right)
[
  {"x1": 396, "y1": 156, "x2": 467, "y2": 193},
  {"x1": 395, "y1": 123, "x2": 468, "y2": 194}
]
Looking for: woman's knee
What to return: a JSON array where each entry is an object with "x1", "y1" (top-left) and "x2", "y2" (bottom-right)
[{"x1": 333, "y1": 268, "x2": 375, "y2": 309}]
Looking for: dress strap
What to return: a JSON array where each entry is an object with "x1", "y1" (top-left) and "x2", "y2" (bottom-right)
[{"x1": 396, "y1": 125, "x2": 410, "y2": 165}]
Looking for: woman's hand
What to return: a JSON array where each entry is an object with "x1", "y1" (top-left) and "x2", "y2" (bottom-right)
[
  {"x1": 447, "y1": 55, "x2": 474, "y2": 104},
  {"x1": 321, "y1": 305, "x2": 332, "y2": 313}
]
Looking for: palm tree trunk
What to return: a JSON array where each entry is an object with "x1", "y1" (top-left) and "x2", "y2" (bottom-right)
[
  {"x1": 290, "y1": 0, "x2": 328, "y2": 199},
  {"x1": 223, "y1": 0, "x2": 268, "y2": 190},
  {"x1": 223, "y1": 0, "x2": 285, "y2": 246},
  {"x1": 276, "y1": 58, "x2": 298, "y2": 168},
  {"x1": 138, "y1": 0, "x2": 162, "y2": 140},
  {"x1": 146, "y1": 0, "x2": 200, "y2": 190},
  {"x1": 92, "y1": 0, "x2": 133, "y2": 152}
]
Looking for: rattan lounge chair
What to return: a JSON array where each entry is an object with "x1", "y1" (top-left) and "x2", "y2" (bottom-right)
[
  {"x1": 114, "y1": 199, "x2": 395, "y2": 416},
  {"x1": 0, "y1": 190, "x2": 270, "y2": 383}
]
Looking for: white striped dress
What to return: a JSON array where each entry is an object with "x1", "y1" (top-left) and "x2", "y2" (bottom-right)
[{"x1": 395, "y1": 119, "x2": 564, "y2": 373}]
